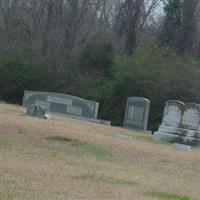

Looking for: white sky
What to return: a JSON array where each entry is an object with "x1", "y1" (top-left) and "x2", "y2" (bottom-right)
[{"x1": 154, "y1": 1, "x2": 165, "y2": 17}]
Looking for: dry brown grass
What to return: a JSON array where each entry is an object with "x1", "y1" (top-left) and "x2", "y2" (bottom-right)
[{"x1": 0, "y1": 103, "x2": 200, "y2": 200}]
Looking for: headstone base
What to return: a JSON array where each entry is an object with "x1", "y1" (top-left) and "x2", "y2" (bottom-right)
[
  {"x1": 174, "y1": 143, "x2": 191, "y2": 152},
  {"x1": 124, "y1": 127, "x2": 152, "y2": 134},
  {"x1": 46, "y1": 112, "x2": 111, "y2": 126},
  {"x1": 154, "y1": 125, "x2": 200, "y2": 147}
]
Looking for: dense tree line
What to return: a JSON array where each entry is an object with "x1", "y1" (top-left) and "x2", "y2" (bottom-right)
[{"x1": 0, "y1": 0, "x2": 200, "y2": 130}]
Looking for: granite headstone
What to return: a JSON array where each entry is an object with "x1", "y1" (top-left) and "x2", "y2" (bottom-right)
[
  {"x1": 22, "y1": 91, "x2": 99, "y2": 119},
  {"x1": 124, "y1": 97, "x2": 150, "y2": 130}
]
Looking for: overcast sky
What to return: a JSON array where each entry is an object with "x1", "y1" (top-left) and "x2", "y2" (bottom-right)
[{"x1": 155, "y1": 1, "x2": 165, "y2": 16}]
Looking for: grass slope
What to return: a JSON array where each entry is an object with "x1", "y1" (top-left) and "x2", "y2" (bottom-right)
[{"x1": 0, "y1": 103, "x2": 200, "y2": 200}]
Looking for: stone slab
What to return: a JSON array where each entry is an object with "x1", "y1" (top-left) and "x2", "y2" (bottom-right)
[
  {"x1": 46, "y1": 112, "x2": 111, "y2": 126},
  {"x1": 174, "y1": 143, "x2": 191, "y2": 152},
  {"x1": 115, "y1": 134, "x2": 133, "y2": 141},
  {"x1": 158, "y1": 125, "x2": 200, "y2": 139},
  {"x1": 154, "y1": 131, "x2": 200, "y2": 146},
  {"x1": 22, "y1": 91, "x2": 99, "y2": 119}
]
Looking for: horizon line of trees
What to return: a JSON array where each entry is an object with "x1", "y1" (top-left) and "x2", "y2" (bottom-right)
[{"x1": 0, "y1": 0, "x2": 200, "y2": 130}]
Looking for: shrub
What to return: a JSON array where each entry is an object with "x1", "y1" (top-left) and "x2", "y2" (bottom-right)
[
  {"x1": 0, "y1": 48, "x2": 51, "y2": 104},
  {"x1": 91, "y1": 47, "x2": 200, "y2": 130}
]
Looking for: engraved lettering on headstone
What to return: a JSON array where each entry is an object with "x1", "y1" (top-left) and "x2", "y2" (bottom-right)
[
  {"x1": 86, "y1": 102, "x2": 95, "y2": 112},
  {"x1": 183, "y1": 109, "x2": 198, "y2": 127},
  {"x1": 47, "y1": 96, "x2": 72, "y2": 106},
  {"x1": 127, "y1": 106, "x2": 144, "y2": 126},
  {"x1": 162, "y1": 101, "x2": 184, "y2": 128},
  {"x1": 124, "y1": 97, "x2": 150, "y2": 130},
  {"x1": 66, "y1": 106, "x2": 82, "y2": 116},
  {"x1": 35, "y1": 100, "x2": 50, "y2": 109}
]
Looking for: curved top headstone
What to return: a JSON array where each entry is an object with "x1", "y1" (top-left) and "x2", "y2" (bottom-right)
[
  {"x1": 124, "y1": 97, "x2": 151, "y2": 130},
  {"x1": 182, "y1": 103, "x2": 200, "y2": 131},
  {"x1": 22, "y1": 91, "x2": 99, "y2": 119},
  {"x1": 126, "y1": 97, "x2": 150, "y2": 102},
  {"x1": 162, "y1": 100, "x2": 184, "y2": 127}
]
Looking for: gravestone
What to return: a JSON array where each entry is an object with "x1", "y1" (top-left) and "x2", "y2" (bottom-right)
[
  {"x1": 182, "y1": 103, "x2": 200, "y2": 131},
  {"x1": 22, "y1": 91, "x2": 99, "y2": 119},
  {"x1": 154, "y1": 100, "x2": 200, "y2": 147},
  {"x1": 124, "y1": 97, "x2": 150, "y2": 131},
  {"x1": 162, "y1": 100, "x2": 184, "y2": 128}
]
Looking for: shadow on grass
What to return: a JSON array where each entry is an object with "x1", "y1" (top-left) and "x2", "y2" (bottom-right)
[
  {"x1": 145, "y1": 191, "x2": 199, "y2": 200},
  {"x1": 46, "y1": 136, "x2": 112, "y2": 160},
  {"x1": 46, "y1": 136, "x2": 81, "y2": 144},
  {"x1": 71, "y1": 174, "x2": 136, "y2": 186}
]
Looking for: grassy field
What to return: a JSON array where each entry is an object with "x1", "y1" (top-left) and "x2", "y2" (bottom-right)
[{"x1": 0, "y1": 103, "x2": 200, "y2": 200}]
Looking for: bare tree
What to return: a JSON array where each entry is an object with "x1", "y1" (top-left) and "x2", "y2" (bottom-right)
[
  {"x1": 160, "y1": 0, "x2": 200, "y2": 54},
  {"x1": 114, "y1": 0, "x2": 161, "y2": 54},
  {"x1": 0, "y1": 0, "x2": 161, "y2": 61}
]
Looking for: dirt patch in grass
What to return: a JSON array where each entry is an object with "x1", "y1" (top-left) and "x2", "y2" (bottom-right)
[
  {"x1": 46, "y1": 135, "x2": 112, "y2": 160},
  {"x1": 71, "y1": 174, "x2": 136, "y2": 186},
  {"x1": 46, "y1": 135, "x2": 82, "y2": 143}
]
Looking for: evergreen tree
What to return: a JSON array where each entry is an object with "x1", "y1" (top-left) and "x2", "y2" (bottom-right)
[{"x1": 160, "y1": 0, "x2": 182, "y2": 48}]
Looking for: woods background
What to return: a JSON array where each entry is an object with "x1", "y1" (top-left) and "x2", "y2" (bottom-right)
[{"x1": 0, "y1": 0, "x2": 200, "y2": 130}]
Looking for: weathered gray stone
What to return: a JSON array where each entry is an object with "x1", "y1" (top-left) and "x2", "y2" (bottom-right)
[
  {"x1": 46, "y1": 111, "x2": 111, "y2": 126},
  {"x1": 162, "y1": 100, "x2": 184, "y2": 128},
  {"x1": 158, "y1": 125, "x2": 200, "y2": 139},
  {"x1": 174, "y1": 143, "x2": 191, "y2": 152},
  {"x1": 116, "y1": 134, "x2": 133, "y2": 141},
  {"x1": 124, "y1": 97, "x2": 150, "y2": 131},
  {"x1": 22, "y1": 91, "x2": 99, "y2": 119},
  {"x1": 26, "y1": 105, "x2": 47, "y2": 118},
  {"x1": 154, "y1": 131, "x2": 200, "y2": 146},
  {"x1": 182, "y1": 103, "x2": 200, "y2": 131},
  {"x1": 154, "y1": 100, "x2": 200, "y2": 147}
]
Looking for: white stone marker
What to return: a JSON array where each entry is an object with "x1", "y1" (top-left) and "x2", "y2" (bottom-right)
[
  {"x1": 182, "y1": 103, "x2": 200, "y2": 131},
  {"x1": 162, "y1": 100, "x2": 184, "y2": 127}
]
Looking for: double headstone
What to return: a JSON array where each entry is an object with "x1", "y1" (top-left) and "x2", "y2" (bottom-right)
[
  {"x1": 154, "y1": 100, "x2": 200, "y2": 147},
  {"x1": 123, "y1": 97, "x2": 151, "y2": 132}
]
